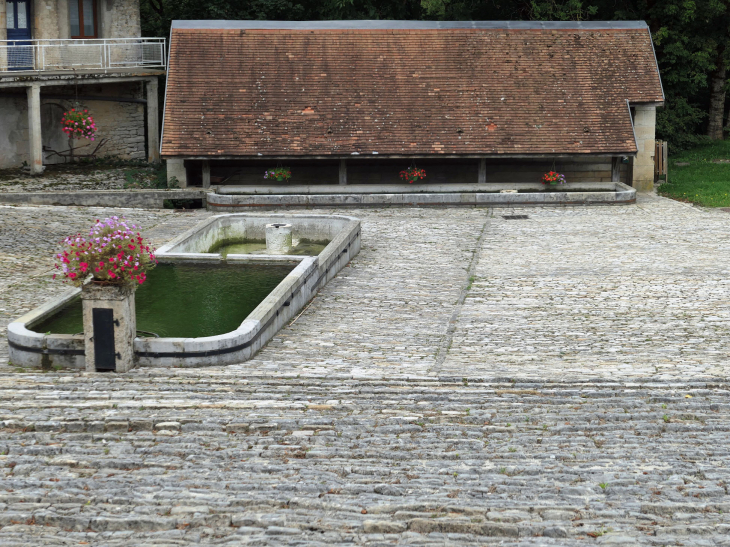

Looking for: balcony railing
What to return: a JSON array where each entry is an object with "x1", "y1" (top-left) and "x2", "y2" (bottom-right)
[{"x1": 0, "y1": 38, "x2": 166, "y2": 73}]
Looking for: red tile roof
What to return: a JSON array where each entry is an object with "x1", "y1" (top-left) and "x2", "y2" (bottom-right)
[{"x1": 161, "y1": 22, "x2": 663, "y2": 158}]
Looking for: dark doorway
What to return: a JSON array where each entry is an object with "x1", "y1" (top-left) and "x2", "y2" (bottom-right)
[{"x1": 6, "y1": 0, "x2": 33, "y2": 70}]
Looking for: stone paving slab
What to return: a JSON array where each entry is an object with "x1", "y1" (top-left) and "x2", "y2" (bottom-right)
[{"x1": 1, "y1": 195, "x2": 730, "y2": 544}]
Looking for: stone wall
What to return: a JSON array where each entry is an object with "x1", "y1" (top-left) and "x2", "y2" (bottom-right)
[
  {"x1": 33, "y1": 0, "x2": 63, "y2": 40},
  {"x1": 0, "y1": 0, "x2": 142, "y2": 41},
  {"x1": 100, "y1": 0, "x2": 141, "y2": 39},
  {"x1": 0, "y1": 2, "x2": 7, "y2": 41},
  {"x1": 0, "y1": 95, "x2": 29, "y2": 166},
  {"x1": 0, "y1": 81, "x2": 146, "y2": 168}
]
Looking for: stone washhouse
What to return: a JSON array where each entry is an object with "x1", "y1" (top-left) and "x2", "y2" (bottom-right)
[
  {"x1": 161, "y1": 20, "x2": 664, "y2": 193},
  {"x1": 0, "y1": 0, "x2": 165, "y2": 171}
]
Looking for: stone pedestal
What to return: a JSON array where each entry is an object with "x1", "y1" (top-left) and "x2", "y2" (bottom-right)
[
  {"x1": 81, "y1": 284, "x2": 136, "y2": 373},
  {"x1": 265, "y1": 223, "x2": 293, "y2": 254}
]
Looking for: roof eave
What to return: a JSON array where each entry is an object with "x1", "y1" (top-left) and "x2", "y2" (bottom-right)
[{"x1": 161, "y1": 152, "x2": 639, "y2": 160}]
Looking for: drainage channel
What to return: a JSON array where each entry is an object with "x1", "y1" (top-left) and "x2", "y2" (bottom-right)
[{"x1": 434, "y1": 212, "x2": 492, "y2": 366}]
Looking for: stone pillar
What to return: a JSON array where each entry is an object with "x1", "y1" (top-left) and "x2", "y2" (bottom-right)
[
  {"x1": 478, "y1": 159, "x2": 486, "y2": 184},
  {"x1": 611, "y1": 157, "x2": 621, "y2": 183},
  {"x1": 26, "y1": 84, "x2": 44, "y2": 175},
  {"x1": 632, "y1": 104, "x2": 656, "y2": 192},
  {"x1": 166, "y1": 158, "x2": 187, "y2": 187},
  {"x1": 202, "y1": 160, "x2": 211, "y2": 188},
  {"x1": 339, "y1": 159, "x2": 347, "y2": 185},
  {"x1": 81, "y1": 284, "x2": 137, "y2": 373},
  {"x1": 146, "y1": 78, "x2": 160, "y2": 163}
]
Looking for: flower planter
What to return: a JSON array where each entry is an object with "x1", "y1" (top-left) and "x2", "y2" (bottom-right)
[
  {"x1": 265, "y1": 167, "x2": 292, "y2": 183},
  {"x1": 81, "y1": 282, "x2": 137, "y2": 373}
]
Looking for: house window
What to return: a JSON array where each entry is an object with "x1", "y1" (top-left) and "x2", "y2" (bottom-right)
[{"x1": 69, "y1": 0, "x2": 97, "y2": 38}]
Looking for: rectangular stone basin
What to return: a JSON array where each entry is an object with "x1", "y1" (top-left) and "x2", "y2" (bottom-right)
[{"x1": 7, "y1": 213, "x2": 361, "y2": 370}]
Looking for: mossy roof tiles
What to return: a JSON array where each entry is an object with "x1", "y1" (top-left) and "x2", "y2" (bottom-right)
[{"x1": 161, "y1": 22, "x2": 664, "y2": 158}]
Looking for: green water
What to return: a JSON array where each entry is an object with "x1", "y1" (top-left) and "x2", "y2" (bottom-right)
[
  {"x1": 209, "y1": 239, "x2": 328, "y2": 258},
  {"x1": 32, "y1": 263, "x2": 293, "y2": 338}
]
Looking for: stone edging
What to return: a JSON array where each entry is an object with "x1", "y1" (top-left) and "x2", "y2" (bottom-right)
[{"x1": 208, "y1": 182, "x2": 636, "y2": 209}]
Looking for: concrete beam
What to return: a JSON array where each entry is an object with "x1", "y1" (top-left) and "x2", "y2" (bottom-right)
[
  {"x1": 0, "y1": 72, "x2": 167, "y2": 90},
  {"x1": 339, "y1": 159, "x2": 347, "y2": 185},
  {"x1": 26, "y1": 84, "x2": 43, "y2": 175},
  {"x1": 146, "y1": 78, "x2": 160, "y2": 164}
]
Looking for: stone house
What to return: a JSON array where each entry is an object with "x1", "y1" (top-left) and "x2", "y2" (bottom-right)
[
  {"x1": 161, "y1": 20, "x2": 663, "y2": 192},
  {"x1": 0, "y1": 0, "x2": 165, "y2": 172}
]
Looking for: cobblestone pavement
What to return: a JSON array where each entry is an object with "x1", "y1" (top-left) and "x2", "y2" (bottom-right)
[
  {"x1": 0, "y1": 164, "x2": 155, "y2": 193},
  {"x1": 1, "y1": 195, "x2": 730, "y2": 544}
]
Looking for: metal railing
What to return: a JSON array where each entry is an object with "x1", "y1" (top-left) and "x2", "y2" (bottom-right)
[{"x1": 0, "y1": 38, "x2": 166, "y2": 73}]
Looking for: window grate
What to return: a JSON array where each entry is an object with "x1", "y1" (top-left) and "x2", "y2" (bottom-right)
[{"x1": 502, "y1": 215, "x2": 529, "y2": 220}]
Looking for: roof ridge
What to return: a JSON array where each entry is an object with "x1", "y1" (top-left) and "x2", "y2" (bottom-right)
[{"x1": 171, "y1": 20, "x2": 649, "y2": 31}]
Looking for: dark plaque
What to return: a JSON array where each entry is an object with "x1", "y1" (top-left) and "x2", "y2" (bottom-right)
[{"x1": 92, "y1": 308, "x2": 116, "y2": 372}]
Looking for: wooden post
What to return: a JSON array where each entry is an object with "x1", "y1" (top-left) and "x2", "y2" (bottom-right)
[
  {"x1": 611, "y1": 157, "x2": 621, "y2": 183},
  {"x1": 202, "y1": 160, "x2": 211, "y2": 189},
  {"x1": 478, "y1": 158, "x2": 486, "y2": 184},
  {"x1": 339, "y1": 159, "x2": 347, "y2": 185},
  {"x1": 654, "y1": 140, "x2": 668, "y2": 183}
]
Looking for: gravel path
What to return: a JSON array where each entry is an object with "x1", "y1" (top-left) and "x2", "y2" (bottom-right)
[{"x1": 1, "y1": 195, "x2": 730, "y2": 545}]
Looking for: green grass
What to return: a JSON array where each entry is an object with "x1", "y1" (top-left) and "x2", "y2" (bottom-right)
[{"x1": 658, "y1": 140, "x2": 730, "y2": 207}]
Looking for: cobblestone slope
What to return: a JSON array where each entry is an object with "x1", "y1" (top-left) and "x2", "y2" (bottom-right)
[
  {"x1": 1, "y1": 373, "x2": 730, "y2": 545},
  {"x1": 1, "y1": 196, "x2": 730, "y2": 544}
]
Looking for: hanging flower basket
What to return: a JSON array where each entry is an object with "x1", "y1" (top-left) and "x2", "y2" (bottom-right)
[
  {"x1": 542, "y1": 171, "x2": 567, "y2": 186},
  {"x1": 61, "y1": 108, "x2": 97, "y2": 141},
  {"x1": 399, "y1": 166, "x2": 427, "y2": 184},
  {"x1": 264, "y1": 167, "x2": 292, "y2": 182},
  {"x1": 54, "y1": 217, "x2": 157, "y2": 287}
]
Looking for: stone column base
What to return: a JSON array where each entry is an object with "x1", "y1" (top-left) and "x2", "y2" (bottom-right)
[
  {"x1": 632, "y1": 179, "x2": 654, "y2": 193},
  {"x1": 81, "y1": 283, "x2": 137, "y2": 373}
]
